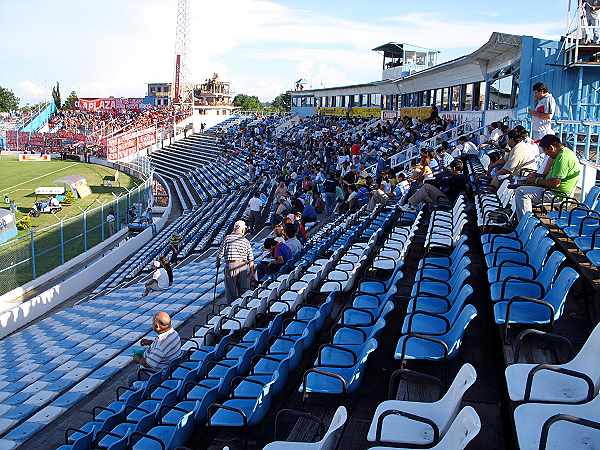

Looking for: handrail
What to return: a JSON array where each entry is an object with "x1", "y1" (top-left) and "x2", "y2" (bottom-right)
[
  {"x1": 20, "y1": 101, "x2": 51, "y2": 130},
  {"x1": 365, "y1": 119, "x2": 481, "y2": 175}
]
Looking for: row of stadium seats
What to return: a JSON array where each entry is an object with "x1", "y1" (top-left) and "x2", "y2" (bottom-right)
[
  {"x1": 0, "y1": 260, "x2": 224, "y2": 445},
  {"x1": 57, "y1": 203, "x2": 400, "y2": 449},
  {"x1": 464, "y1": 146, "x2": 600, "y2": 450}
]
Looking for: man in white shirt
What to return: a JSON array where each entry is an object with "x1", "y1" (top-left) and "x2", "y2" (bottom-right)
[
  {"x1": 491, "y1": 128, "x2": 538, "y2": 186},
  {"x1": 453, "y1": 136, "x2": 478, "y2": 158},
  {"x1": 529, "y1": 82, "x2": 556, "y2": 140},
  {"x1": 435, "y1": 142, "x2": 455, "y2": 172},
  {"x1": 143, "y1": 260, "x2": 169, "y2": 296},
  {"x1": 247, "y1": 192, "x2": 262, "y2": 234},
  {"x1": 480, "y1": 122, "x2": 503, "y2": 148},
  {"x1": 135, "y1": 311, "x2": 181, "y2": 371}
]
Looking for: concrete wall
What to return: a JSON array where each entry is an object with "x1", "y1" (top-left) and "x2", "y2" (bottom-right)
[{"x1": 0, "y1": 183, "x2": 173, "y2": 339}]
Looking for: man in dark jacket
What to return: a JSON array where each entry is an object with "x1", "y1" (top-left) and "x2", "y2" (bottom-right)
[{"x1": 404, "y1": 159, "x2": 465, "y2": 209}]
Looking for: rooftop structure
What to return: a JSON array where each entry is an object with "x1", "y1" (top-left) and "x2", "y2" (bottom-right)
[{"x1": 372, "y1": 42, "x2": 440, "y2": 80}]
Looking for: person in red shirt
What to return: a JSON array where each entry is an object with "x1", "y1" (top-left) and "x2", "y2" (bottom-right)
[{"x1": 351, "y1": 142, "x2": 361, "y2": 156}]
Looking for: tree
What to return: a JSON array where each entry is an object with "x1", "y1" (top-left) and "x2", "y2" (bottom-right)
[
  {"x1": 63, "y1": 91, "x2": 79, "y2": 110},
  {"x1": 233, "y1": 94, "x2": 262, "y2": 111},
  {"x1": 52, "y1": 82, "x2": 61, "y2": 109},
  {"x1": 0, "y1": 86, "x2": 19, "y2": 112},
  {"x1": 271, "y1": 92, "x2": 291, "y2": 112}
]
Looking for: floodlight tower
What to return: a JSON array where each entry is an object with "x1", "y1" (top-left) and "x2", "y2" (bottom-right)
[{"x1": 172, "y1": 0, "x2": 193, "y2": 106}]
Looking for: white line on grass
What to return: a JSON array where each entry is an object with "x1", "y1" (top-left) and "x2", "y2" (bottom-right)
[{"x1": 0, "y1": 163, "x2": 79, "y2": 194}]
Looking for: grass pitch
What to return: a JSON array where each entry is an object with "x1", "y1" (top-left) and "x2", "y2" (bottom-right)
[{"x1": 0, "y1": 154, "x2": 142, "y2": 294}]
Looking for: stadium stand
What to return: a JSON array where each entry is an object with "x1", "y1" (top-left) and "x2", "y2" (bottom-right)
[{"x1": 1, "y1": 107, "x2": 599, "y2": 450}]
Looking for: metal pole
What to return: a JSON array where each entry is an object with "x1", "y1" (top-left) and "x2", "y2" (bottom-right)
[
  {"x1": 30, "y1": 229, "x2": 36, "y2": 279},
  {"x1": 60, "y1": 220, "x2": 64, "y2": 264},
  {"x1": 126, "y1": 192, "x2": 130, "y2": 224},
  {"x1": 83, "y1": 211, "x2": 88, "y2": 252},
  {"x1": 116, "y1": 196, "x2": 120, "y2": 230},
  {"x1": 101, "y1": 203, "x2": 105, "y2": 241}
]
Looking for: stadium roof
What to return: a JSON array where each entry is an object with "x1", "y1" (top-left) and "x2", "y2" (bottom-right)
[
  {"x1": 392, "y1": 32, "x2": 522, "y2": 82},
  {"x1": 371, "y1": 42, "x2": 439, "y2": 54},
  {"x1": 288, "y1": 32, "x2": 523, "y2": 96}
]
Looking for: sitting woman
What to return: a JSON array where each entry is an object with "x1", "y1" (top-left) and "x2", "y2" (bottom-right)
[
  {"x1": 400, "y1": 150, "x2": 434, "y2": 204},
  {"x1": 257, "y1": 238, "x2": 292, "y2": 280}
]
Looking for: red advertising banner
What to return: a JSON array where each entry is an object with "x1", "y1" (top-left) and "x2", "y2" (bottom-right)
[
  {"x1": 106, "y1": 126, "x2": 156, "y2": 161},
  {"x1": 75, "y1": 98, "x2": 145, "y2": 112}
]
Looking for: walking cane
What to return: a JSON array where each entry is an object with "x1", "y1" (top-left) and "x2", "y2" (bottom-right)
[{"x1": 212, "y1": 259, "x2": 221, "y2": 314}]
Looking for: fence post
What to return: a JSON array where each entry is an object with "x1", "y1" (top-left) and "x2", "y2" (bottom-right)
[
  {"x1": 30, "y1": 229, "x2": 36, "y2": 279},
  {"x1": 101, "y1": 203, "x2": 105, "y2": 241},
  {"x1": 116, "y1": 196, "x2": 120, "y2": 230},
  {"x1": 126, "y1": 192, "x2": 130, "y2": 224},
  {"x1": 60, "y1": 220, "x2": 64, "y2": 265},
  {"x1": 83, "y1": 211, "x2": 88, "y2": 252}
]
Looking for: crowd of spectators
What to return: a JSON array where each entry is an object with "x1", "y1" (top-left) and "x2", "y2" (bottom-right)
[
  {"x1": 48, "y1": 105, "x2": 191, "y2": 138},
  {"x1": 215, "y1": 112, "x2": 466, "y2": 244}
]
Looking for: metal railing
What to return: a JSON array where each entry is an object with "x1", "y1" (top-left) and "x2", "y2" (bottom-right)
[
  {"x1": 366, "y1": 119, "x2": 482, "y2": 175},
  {"x1": 0, "y1": 157, "x2": 154, "y2": 296}
]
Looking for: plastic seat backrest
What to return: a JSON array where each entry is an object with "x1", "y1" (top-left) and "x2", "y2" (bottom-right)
[
  {"x1": 349, "y1": 339, "x2": 379, "y2": 388},
  {"x1": 568, "y1": 322, "x2": 600, "y2": 389},
  {"x1": 544, "y1": 267, "x2": 579, "y2": 319},
  {"x1": 436, "y1": 364, "x2": 478, "y2": 434},
  {"x1": 431, "y1": 406, "x2": 481, "y2": 450},
  {"x1": 516, "y1": 236, "x2": 551, "y2": 271},
  {"x1": 444, "y1": 304, "x2": 477, "y2": 353},
  {"x1": 519, "y1": 215, "x2": 541, "y2": 241},
  {"x1": 536, "y1": 251, "x2": 567, "y2": 287},
  {"x1": 317, "y1": 406, "x2": 348, "y2": 450},
  {"x1": 583, "y1": 186, "x2": 600, "y2": 209}
]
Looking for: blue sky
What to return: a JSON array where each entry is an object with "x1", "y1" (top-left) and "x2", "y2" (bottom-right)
[{"x1": 0, "y1": 0, "x2": 566, "y2": 104}]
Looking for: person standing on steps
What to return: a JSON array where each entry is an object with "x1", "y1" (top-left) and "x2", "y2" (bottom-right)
[{"x1": 217, "y1": 220, "x2": 255, "y2": 302}]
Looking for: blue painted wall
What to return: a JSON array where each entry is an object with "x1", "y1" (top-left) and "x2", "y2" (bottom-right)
[{"x1": 518, "y1": 36, "x2": 600, "y2": 121}]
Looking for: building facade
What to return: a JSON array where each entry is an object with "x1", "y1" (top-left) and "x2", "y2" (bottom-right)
[{"x1": 147, "y1": 83, "x2": 172, "y2": 107}]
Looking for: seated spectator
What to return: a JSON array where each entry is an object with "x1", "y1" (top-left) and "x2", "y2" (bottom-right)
[
  {"x1": 487, "y1": 152, "x2": 506, "y2": 178},
  {"x1": 453, "y1": 135, "x2": 478, "y2": 157},
  {"x1": 404, "y1": 159, "x2": 465, "y2": 210},
  {"x1": 494, "y1": 127, "x2": 538, "y2": 181},
  {"x1": 159, "y1": 256, "x2": 173, "y2": 286},
  {"x1": 394, "y1": 172, "x2": 410, "y2": 200},
  {"x1": 368, "y1": 182, "x2": 389, "y2": 211},
  {"x1": 257, "y1": 238, "x2": 292, "y2": 280},
  {"x1": 302, "y1": 202, "x2": 318, "y2": 223},
  {"x1": 515, "y1": 135, "x2": 581, "y2": 220},
  {"x1": 294, "y1": 212, "x2": 308, "y2": 242},
  {"x1": 284, "y1": 223, "x2": 302, "y2": 257},
  {"x1": 143, "y1": 260, "x2": 169, "y2": 296},
  {"x1": 435, "y1": 142, "x2": 455, "y2": 173},
  {"x1": 273, "y1": 221, "x2": 285, "y2": 243},
  {"x1": 134, "y1": 311, "x2": 181, "y2": 371}
]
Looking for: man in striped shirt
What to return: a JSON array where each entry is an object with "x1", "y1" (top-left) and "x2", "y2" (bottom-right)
[
  {"x1": 135, "y1": 311, "x2": 181, "y2": 371},
  {"x1": 217, "y1": 220, "x2": 255, "y2": 302}
]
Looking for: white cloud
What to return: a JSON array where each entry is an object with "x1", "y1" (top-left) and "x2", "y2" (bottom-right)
[
  {"x1": 17, "y1": 80, "x2": 47, "y2": 103},
  {"x1": 3, "y1": 0, "x2": 567, "y2": 103}
]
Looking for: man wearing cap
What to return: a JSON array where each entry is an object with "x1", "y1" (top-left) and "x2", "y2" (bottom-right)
[
  {"x1": 143, "y1": 260, "x2": 169, "y2": 297},
  {"x1": 217, "y1": 220, "x2": 255, "y2": 302}
]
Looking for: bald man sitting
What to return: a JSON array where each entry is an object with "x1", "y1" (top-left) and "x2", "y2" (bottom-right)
[{"x1": 134, "y1": 311, "x2": 181, "y2": 371}]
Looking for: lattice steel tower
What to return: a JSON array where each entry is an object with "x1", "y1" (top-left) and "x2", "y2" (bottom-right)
[{"x1": 173, "y1": 0, "x2": 193, "y2": 106}]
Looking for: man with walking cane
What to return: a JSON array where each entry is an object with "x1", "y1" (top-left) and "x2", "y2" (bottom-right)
[{"x1": 216, "y1": 220, "x2": 255, "y2": 303}]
